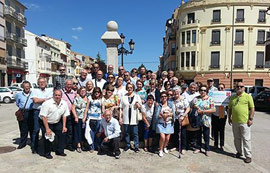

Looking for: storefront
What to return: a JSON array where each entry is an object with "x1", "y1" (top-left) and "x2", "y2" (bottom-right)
[{"x1": 7, "y1": 68, "x2": 25, "y2": 86}]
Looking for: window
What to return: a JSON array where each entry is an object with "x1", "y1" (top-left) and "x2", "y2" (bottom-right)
[
  {"x1": 211, "y1": 30, "x2": 220, "y2": 45},
  {"x1": 0, "y1": 3, "x2": 3, "y2": 17},
  {"x1": 255, "y1": 80, "x2": 263, "y2": 87},
  {"x1": 235, "y1": 30, "x2": 244, "y2": 44},
  {"x1": 187, "y1": 31, "x2": 191, "y2": 44},
  {"x1": 186, "y1": 52, "x2": 190, "y2": 67},
  {"x1": 257, "y1": 30, "x2": 265, "y2": 44},
  {"x1": 213, "y1": 79, "x2": 219, "y2": 88},
  {"x1": 187, "y1": 13, "x2": 195, "y2": 24},
  {"x1": 267, "y1": 31, "x2": 270, "y2": 40},
  {"x1": 211, "y1": 52, "x2": 220, "y2": 68},
  {"x1": 212, "y1": 10, "x2": 221, "y2": 22},
  {"x1": 192, "y1": 30, "x2": 196, "y2": 43},
  {"x1": 234, "y1": 79, "x2": 243, "y2": 87},
  {"x1": 171, "y1": 43, "x2": 176, "y2": 55},
  {"x1": 0, "y1": 25, "x2": 4, "y2": 40},
  {"x1": 236, "y1": 9, "x2": 244, "y2": 22},
  {"x1": 181, "y1": 32, "x2": 185, "y2": 45},
  {"x1": 16, "y1": 26, "x2": 21, "y2": 37},
  {"x1": 181, "y1": 53, "x2": 184, "y2": 67},
  {"x1": 191, "y1": 51, "x2": 196, "y2": 67},
  {"x1": 266, "y1": 44, "x2": 270, "y2": 68},
  {"x1": 6, "y1": 21, "x2": 11, "y2": 33},
  {"x1": 16, "y1": 48, "x2": 21, "y2": 58},
  {"x1": 258, "y1": 10, "x2": 266, "y2": 23},
  {"x1": 234, "y1": 51, "x2": 243, "y2": 68},
  {"x1": 7, "y1": 45, "x2": 12, "y2": 56},
  {"x1": 256, "y1": 52, "x2": 264, "y2": 68}
]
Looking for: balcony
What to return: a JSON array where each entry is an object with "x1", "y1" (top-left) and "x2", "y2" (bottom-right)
[
  {"x1": 180, "y1": 19, "x2": 200, "y2": 29},
  {"x1": 6, "y1": 56, "x2": 26, "y2": 69},
  {"x1": 51, "y1": 56, "x2": 63, "y2": 64},
  {"x1": 39, "y1": 53, "x2": 51, "y2": 61},
  {"x1": 6, "y1": 32, "x2": 27, "y2": 47},
  {"x1": 4, "y1": 5, "x2": 27, "y2": 25}
]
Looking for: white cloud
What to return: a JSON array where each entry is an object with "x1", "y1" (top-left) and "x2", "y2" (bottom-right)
[
  {"x1": 72, "y1": 26, "x2": 83, "y2": 31},
  {"x1": 24, "y1": 3, "x2": 40, "y2": 10},
  {"x1": 72, "y1": 36, "x2": 78, "y2": 40}
]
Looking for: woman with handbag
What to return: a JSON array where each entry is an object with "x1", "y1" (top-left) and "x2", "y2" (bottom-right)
[
  {"x1": 153, "y1": 91, "x2": 175, "y2": 157},
  {"x1": 192, "y1": 85, "x2": 216, "y2": 156},
  {"x1": 102, "y1": 84, "x2": 120, "y2": 120},
  {"x1": 15, "y1": 81, "x2": 34, "y2": 150},
  {"x1": 119, "y1": 82, "x2": 142, "y2": 153},
  {"x1": 171, "y1": 88, "x2": 190, "y2": 154}
]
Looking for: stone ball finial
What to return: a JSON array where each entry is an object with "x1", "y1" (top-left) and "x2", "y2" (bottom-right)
[{"x1": 106, "y1": 21, "x2": 118, "y2": 31}]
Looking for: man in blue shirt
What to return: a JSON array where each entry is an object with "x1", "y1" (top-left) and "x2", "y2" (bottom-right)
[{"x1": 15, "y1": 81, "x2": 34, "y2": 150}]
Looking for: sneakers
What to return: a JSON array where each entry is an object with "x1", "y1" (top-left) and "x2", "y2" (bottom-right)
[
  {"x1": 205, "y1": 151, "x2": 210, "y2": 156},
  {"x1": 158, "y1": 150, "x2": 164, "y2": 157},
  {"x1": 134, "y1": 148, "x2": 139, "y2": 153},
  {"x1": 181, "y1": 149, "x2": 186, "y2": 155},
  {"x1": 163, "y1": 148, "x2": 169, "y2": 154},
  {"x1": 115, "y1": 155, "x2": 120, "y2": 159},
  {"x1": 244, "y1": 157, "x2": 252, "y2": 163},
  {"x1": 124, "y1": 146, "x2": 130, "y2": 152},
  {"x1": 193, "y1": 149, "x2": 200, "y2": 154}
]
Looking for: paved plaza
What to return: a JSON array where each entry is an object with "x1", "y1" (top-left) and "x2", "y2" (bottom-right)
[{"x1": 0, "y1": 103, "x2": 269, "y2": 173}]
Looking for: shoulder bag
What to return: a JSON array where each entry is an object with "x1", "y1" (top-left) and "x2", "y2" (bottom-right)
[{"x1": 15, "y1": 92, "x2": 31, "y2": 121}]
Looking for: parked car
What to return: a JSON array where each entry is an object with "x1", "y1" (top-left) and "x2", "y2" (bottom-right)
[
  {"x1": 245, "y1": 86, "x2": 269, "y2": 99},
  {"x1": 8, "y1": 86, "x2": 23, "y2": 97},
  {"x1": 0, "y1": 87, "x2": 15, "y2": 103},
  {"x1": 254, "y1": 90, "x2": 270, "y2": 111}
]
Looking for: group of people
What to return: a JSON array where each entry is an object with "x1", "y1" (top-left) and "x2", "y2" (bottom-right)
[{"x1": 15, "y1": 63, "x2": 254, "y2": 163}]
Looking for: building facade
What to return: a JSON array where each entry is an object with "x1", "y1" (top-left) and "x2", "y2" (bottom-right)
[
  {"x1": 0, "y1": 0, "x2": 6, "y2": 86},
  {"x1": 172, "y1": 0, "x2": 270, "y2": 88},
  {"x1": 4, "y1": 0, "x2": 27, "y2": 85}
]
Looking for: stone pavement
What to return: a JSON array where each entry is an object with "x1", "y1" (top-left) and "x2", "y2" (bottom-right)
[{"x1": 0, "y1": 103, "x2": 269, "y2": 173}]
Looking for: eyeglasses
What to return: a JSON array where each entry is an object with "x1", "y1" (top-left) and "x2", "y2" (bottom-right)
[
  {"x1": 108, "y1": 77, "x2": 114, "y2": 79},
  {"x1": 207, "y1": 80, "x2": 213, "y2": 82},
  {"x1": 119, "y1": 69, "x2": 124, "y2": 71},
  {"x1": 218, "y1": 87, "x2": 224, "y2": 90},
  {"x1": 133, "y1": 71, "x2": 138, "y2": 73},
  {"x1": 200, "y1": 89, "x2": 207, "y2": 92},
  {"x1": 236, "y1": 85, "x2": 244, "y2": 88},
  {"x1": 73, "y1": 83, "x2": 78, "y2": 85},
  {"x1": 59, "y1": 69, "x2": 65, "y2": 71}
]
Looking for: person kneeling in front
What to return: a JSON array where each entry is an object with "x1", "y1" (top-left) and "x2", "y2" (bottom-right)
[
  {"x1": 97, "y1": 110, "x2": 121, "y2": 159},
  {"x1": 39, "y1": 89, "x2": 69, "y2": 159}
]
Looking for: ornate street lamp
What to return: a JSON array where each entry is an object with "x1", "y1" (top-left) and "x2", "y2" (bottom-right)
[{"x1": 118, "y1": 33, "x2": 135, "y2": 66}]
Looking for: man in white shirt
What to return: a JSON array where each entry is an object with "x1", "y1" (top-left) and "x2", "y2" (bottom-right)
[
  {"x1": 31, "y1": 77, "x2": 53, "y2": 154},
  {"x1": 39, "y1": 89, "x2": 69, "y2": 159},
  {"x1": 182, "y1": 82, "x2": 200, "y2": 105},
  {"x1": 97, "y1": 110, "x2": 121, "y2": 159},
  {"x1": 92, "y1": 70, "x2": 106, "y2": 90}
]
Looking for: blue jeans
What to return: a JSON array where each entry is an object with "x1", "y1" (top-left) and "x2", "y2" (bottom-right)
[
  {"x1": 124, "y1": 124, "x2": 139, "y2": 148},
  {"x1": 196, "y1": 125, "x2": 210, "y2": 151},
  {"x1": 32, "y1": 110, "x2": 41, "y2": 151},
  {"x1": 89, "y1": 119, "x2": 101, "y2": 150}
]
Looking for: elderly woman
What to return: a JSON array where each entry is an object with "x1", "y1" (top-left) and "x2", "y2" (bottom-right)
[
  {"x1": 147, "y1": 79, "x2": 160, "y2": 103},
  {"x1": 86, "y1": 80, "x2": 94, "y2": 97},
  {"x1": 102, "y1": 84, "x2": 120, "y2": 120},
  {"x1": 131, "y1": 68, "x2": 140, "y2": 81},
  {"x1": 171, "y1": 88, "x2": 190, "y2": 154},
  {"x1": 72, "y1": 78, "x2": 79, "y2": 93},
  {"x1": 114, "y1": 76, "x2": 127, "y2": 99},
  {"x1": 135, "y1": 80, "x2": 147, "y2": 104},
  {"x1": 153, "y1": 91, "x2": 175, "y2": 157},
  {"x1": 192, "y1": 85, "x2": 216, "y2": 156},
  {"x1": 119, "y1": 83, "x2": 142, "y2": 153}
]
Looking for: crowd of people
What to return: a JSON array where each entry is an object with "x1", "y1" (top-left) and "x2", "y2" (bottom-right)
[{"x1": 15, "y1": 63, "x2": 254, "y2": 163}]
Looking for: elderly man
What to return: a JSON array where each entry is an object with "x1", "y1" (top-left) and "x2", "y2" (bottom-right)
[
  {"x1": 15, "y1": 81, "x2": 34, "y2": 150},
  {"x1": 53, "y1": 65, "x2": 72, "y2": 89},
  {"x1": 61, "y1": 79, "x2": 76, "y2": 151},
  {"x1": 77, "y1": 69, "x2": 91, "y2": 89},
  {"x1": 118, "y1": 66, "x2": 125, "y2": 78},
  {"x1": 168, "y1": 70, "x2": 174, "y2": 83},
  {"x1": 228, "y1": 82, "x2": 254, "y2": 163},
  {"x1": 138, "y1": 66, "x2": 146, "y2": 78},
  {"x1": 40, "y1": 89, "x2": 69, "y2": 159},
  {"x1": 182, "y1": 82, "x2": 200, "y2": 104},
  {"x1": 97, "y1": 110, "x2": 121, "y2": 159},
  {"x1": 207, "y1": 78, "x2": 218, "y2": 92},
  {"x1": 31, "y1": 77, "x2": 53, "y2": 154},
  {"x1": 92, "y1": 70, "x2": 106, "y2": 90},
  {"x1": 92, "y1": 63, "x2": 100, "y2": 79},
  {"x1": 104, "y1": 64, "x2": 117, "y2": 79},
  {"x1": 171, "y1": 77, "x2": 180, "y2": 90},
  {"x1": 123, "y1": 71, "x2": 136, "y2": 87}
]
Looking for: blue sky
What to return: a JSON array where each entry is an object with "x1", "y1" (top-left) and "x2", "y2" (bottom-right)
[{"x1": 23, "y1": 0, "x2": 181, "y2": 71}]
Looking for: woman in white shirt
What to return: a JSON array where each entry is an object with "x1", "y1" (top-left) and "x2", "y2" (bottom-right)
[
  {"x1": 119, "y1": 83, "x2": 142, "y2": 153},
  {"x1": 114, "y1": 76, "x2": 127, "y2": 100}
]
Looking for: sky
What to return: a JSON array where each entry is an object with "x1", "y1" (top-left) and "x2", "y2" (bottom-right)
[{"x1": 22, "y1": 0, "x2": 181, "y2": 72}]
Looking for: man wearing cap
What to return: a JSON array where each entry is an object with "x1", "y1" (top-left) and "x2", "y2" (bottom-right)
[{"x1": 207, "y1": 78, "x2": 218, "y2": 92}]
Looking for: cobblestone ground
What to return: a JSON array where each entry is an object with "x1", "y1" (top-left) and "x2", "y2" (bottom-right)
[{"x1": 0, "y1": 103, "x2": 269, "y2": 173}]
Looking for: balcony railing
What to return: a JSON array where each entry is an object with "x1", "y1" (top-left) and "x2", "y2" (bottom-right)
[
  {"x1": 235, "y1": 18, "x2": 245, "y2": 22},
  {"x1": 234, "y1": 64, "x2": 243, "y2": 68},
  {"x1": 39, "y1": 53, "x2": 51, "y2": 61},
  {"x1": 209, "y1": 65, "x2": 220, "y2": 69},
  {"x1": 255, "y1": 65, "x2": 264, "y2": 68},
  {"x1": 235, "y1": 40, "x2": 244, "y2": 45},
  {"x1": 257, "y1": 40, "x2": 265, "y2": 45},
  {"x1": 210, "y1": 41, "x2": 221, "y2": 46},
  {"x1": 6, "y1": 57, "x2": 26, "y2": 69},
  {"x1": 6, "y1": 32, "x2": 27, "y2": 46},
  {"x1": 4, "y1": 5, "x2": 27, "y2": 25},
  {"x1": 258, "y1": 18, "x2": 266, "y2": 23},
  {"x1": 211, "y1": 18, "x2": 221, "y2": 23}
]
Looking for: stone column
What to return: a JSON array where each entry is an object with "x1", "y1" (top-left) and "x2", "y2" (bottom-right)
[{"x1": 101, "y1": 21, "x2": 121, "y2": 74}]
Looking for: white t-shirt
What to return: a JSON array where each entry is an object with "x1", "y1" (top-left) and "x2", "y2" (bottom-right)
[
  {"x1": 114, "y1": 86, "x2": 127, "y2": 100},
  {"x1": 39, "y1": 98, "x2": 69, "y2": 124},
  {"x1": 182, "y1": 91, "x2": 200, "y2": 105},
  {"x1": 92, "y1": 78, "x2": 106, "y2": 90},
  {"x1": 174, "y1": 97, "x2": 190, "y2": 119},
  {"x1": 88, "y1": 96, "x2": 103, "y2": 120},
  {"x1": 141, "y1": 103, "x2": 154, "y2": 123}
]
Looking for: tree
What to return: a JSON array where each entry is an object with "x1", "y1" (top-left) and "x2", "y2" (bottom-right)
[{"x1": 95, "y1": 52, "x2": 106, "y2": 73}]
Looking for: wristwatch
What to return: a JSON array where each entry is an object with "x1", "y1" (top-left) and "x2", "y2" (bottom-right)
[{"x1": 249, "y1": 117, "x2": 253, "y2": 121}]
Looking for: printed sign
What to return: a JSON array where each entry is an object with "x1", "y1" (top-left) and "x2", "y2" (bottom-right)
[{"x1": 208, "y1": 91, "x2": 231, "y2": 106}]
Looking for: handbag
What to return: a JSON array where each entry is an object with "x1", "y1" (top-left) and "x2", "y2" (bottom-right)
[
  {"x1": 15, "y1": 91, "x2": 31, "y2": 121},
  {"x1": 181, "y1": 116, "x2": 189, "y2": 126}
]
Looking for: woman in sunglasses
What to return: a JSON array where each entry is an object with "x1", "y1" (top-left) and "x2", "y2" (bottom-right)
[
  {"x1": 114, "y1": 76, "x2": 127, "y2": 100},
  {"x1": 131, "y1": 68, "x2": 140, "y2": 81},
  {"x1": 72, "y1": 78, "x2": 79, "y2": 93},
  {"x1": 153, "y1": 91, "x2": 175, "y2": 157},
  {"x1": 192, "y1": 85, "x2": 216, "y2": 156},
  {"x1": 164, "y1": 81, "x2": 171, "y2": 92},
  {"x1": 212, "y1": 83, "x2": 227, "y2": 151},
  {"x1": 86, "y1": 80, "x2": 94, "y2": 97}
]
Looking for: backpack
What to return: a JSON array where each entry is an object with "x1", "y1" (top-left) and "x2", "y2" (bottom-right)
[{"x1": 188, "y1": 108, "x2": 201, "y2": 128}]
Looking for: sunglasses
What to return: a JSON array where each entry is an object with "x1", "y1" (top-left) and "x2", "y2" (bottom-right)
[
  {"x1": 73, "y1": 83, "x2": 78, "y2": 85},
  {"x1": 236, "y1": 86, "x2": 244, "y2": 88},
  {"x1": 108, "y1": 77, "x2": 114, "y2": 79},
  {"x1": 218, "y1": 87, "x2": 224, "y2": 90},
  {"x1": 200, "y1": 89, "x2": 207, "y2": 92},
  {"x1": 60, "y1": 69, "x2": 65, "y2": 71},
  {"x1": 161, "y1": 95, "x2": 167, "y2": 98},
  {"x1": 119, "y1": 69, "x2": 124, "y2": 71},
  {"x1": 133, "y1": 71, "x2": 138, "y2": 73}
]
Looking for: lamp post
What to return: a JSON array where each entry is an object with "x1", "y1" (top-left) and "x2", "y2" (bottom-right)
[{"x1": 118, "y1": 33, "x2": 135, "y2": 67}]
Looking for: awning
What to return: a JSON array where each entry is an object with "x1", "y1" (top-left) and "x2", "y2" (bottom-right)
[{"x1": 7, "y1": 68, "x2": 24, "y2": 74}]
